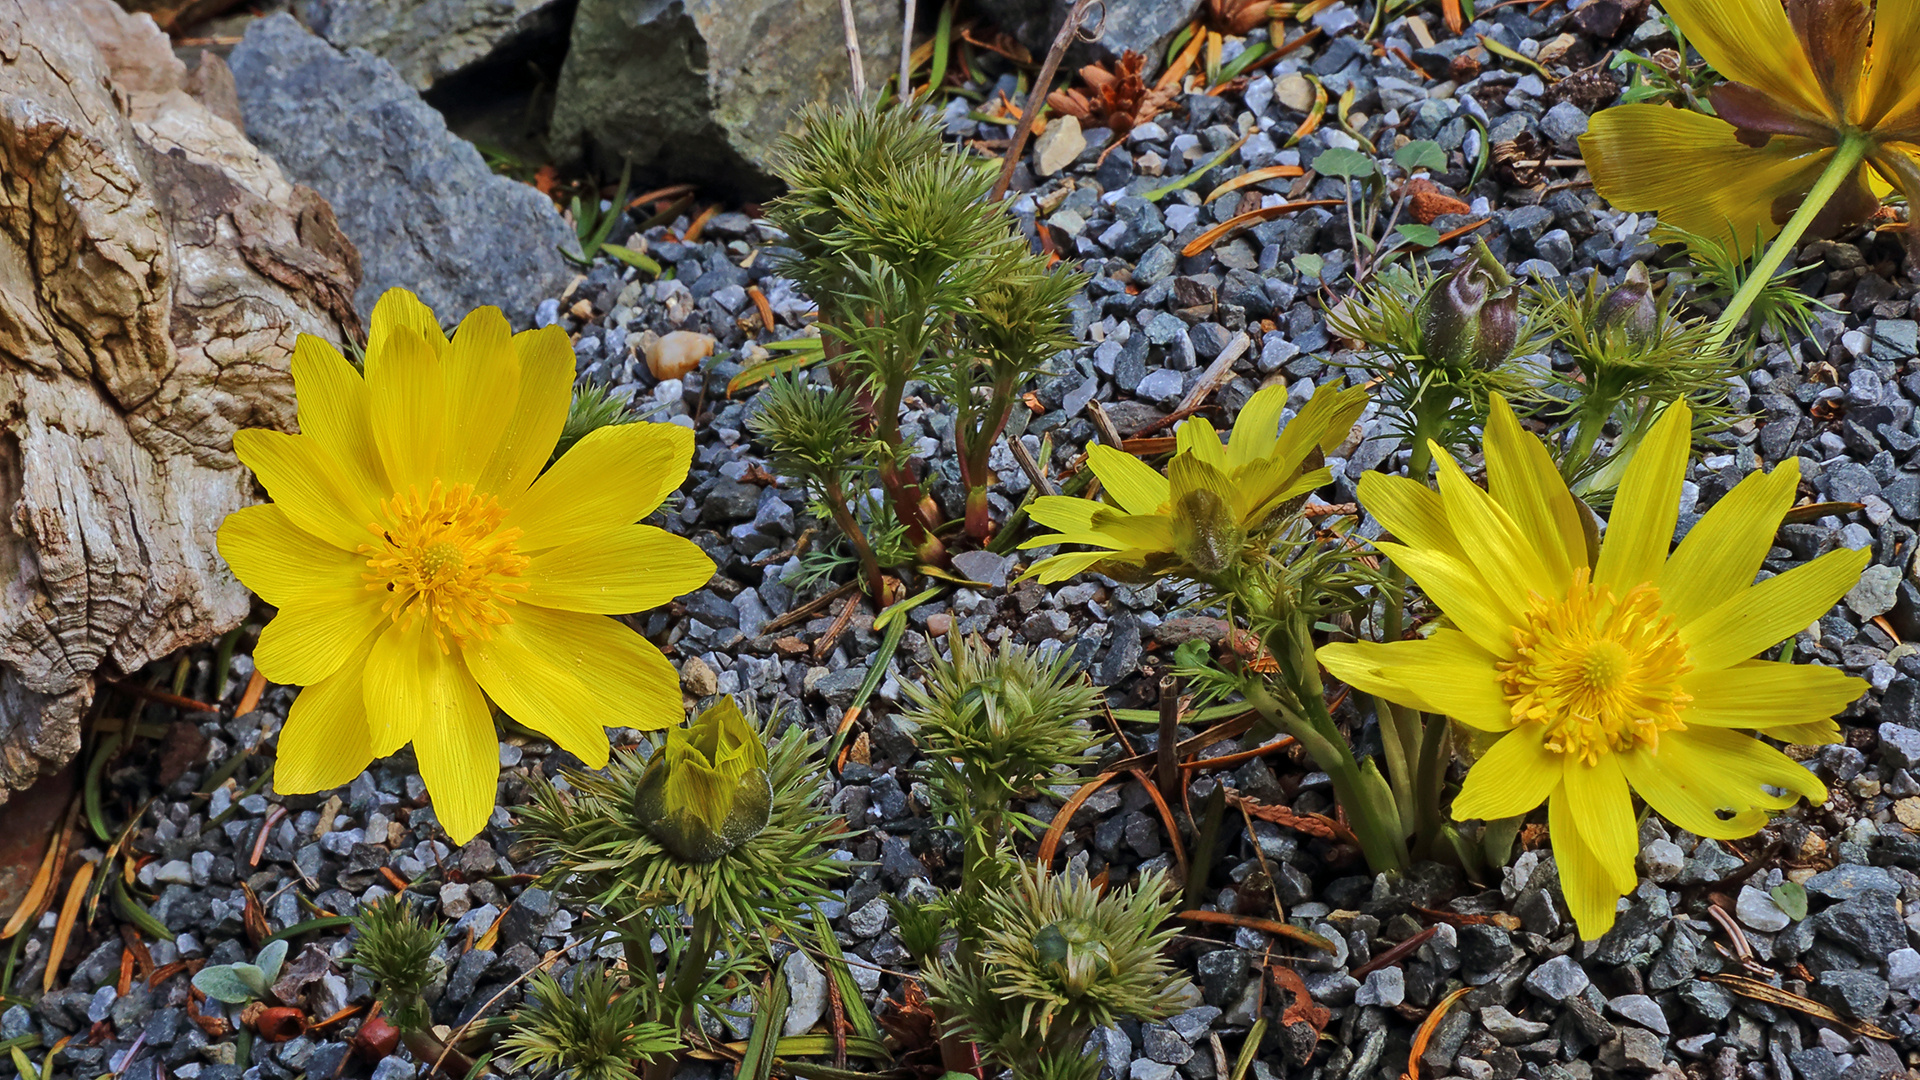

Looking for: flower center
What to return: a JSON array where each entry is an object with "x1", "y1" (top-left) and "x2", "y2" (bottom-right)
[
  {"x1": 1496, "y1": 568, "x2": 1692, "y2": 765},
  {"x1": 362, "y1": 482, "x2": 529, "y2": 650}
]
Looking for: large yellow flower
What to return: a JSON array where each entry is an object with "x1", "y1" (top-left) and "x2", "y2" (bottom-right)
[
  {"x1": 1319, "y1": 396, "x2": 1866, "y2": 938},
  {"x1": 1580, "y1": 0, "x2": 1920, "y2": 257},
  {"x1": 217, "y1": 289, "x2": 715, "y2": 844},
  {"x1": 1019, "y1": 383, "x2": 1367, "y2": 583}
]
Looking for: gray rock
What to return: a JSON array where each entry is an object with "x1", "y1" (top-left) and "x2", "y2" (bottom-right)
[
  {"x1": 781, "y1": 951, "x2": 827, "y2": 1037},
  {"x1": 1606, "y1": 994, "x2": 1669, "y2": 1036},
  {"x1": 1735, "y1": 885, "x2": 1792, "y2": 932},
  {"x1": 951, "y1": 550, "x2": 1013, "y2": 589},
  {"x1": 1816, "y1": 969, "x2": 1889, "y2": 1018},
  {"x1": 1806, "y1": 864, "x2": 1900, "y2": 900},
  {"x1": 1539, "y1": 101, "x2": 1590, "y2": 147},
  {"x1": 1640, "y1": 839, "x2": 1684, "y2": 882},
  {"x1": 1480, "y1": 1005, "x2": 1549, "y2": 1044},
  {"x1": 230, "y1": 15, "x2": 575, "y2": 326},
  {"x1": 969, "y1": 0, "x2": 1203, "y2": 76},
  {"x1": 1815, "y1": 890, "x2": 1906, "y2": 959},
  {"x1": 1599, "y1": 1028, "x2": 1666, "y2": 1071},
  {"x1": 302, "y1": 0, "x2": 572, "y2": 90},
  {"x1": 550, "y1": 0, "x2": 899, "y2": 198},
  {"x1": 1846, "y1": 563, "x2": 1902, "y2": 619},
  {"x1": 1524, "y1": 955, "x2": 1590, "y2": 1001},
  {"x1": 1136, "y1": 368, "x2": 1185, "y2": 409},
  {"x1": 1879, "y1": 721, "x2": 1920, "y2": 769},
  {"x1": 846, "y1": 897, "x2": 889, "y2": 938},
  {"x1": 1354, "y1": 965, "x2": 1405, "y2": 1007}
]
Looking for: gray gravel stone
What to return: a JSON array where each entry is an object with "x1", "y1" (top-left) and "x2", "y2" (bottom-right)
[
  {"x1": 1735, "y1": 885, "x2": 1792, "y2": 932},
  {"x1": 229, "y1": 15, "x2": 575, "y2": 325},
  {"x1": 1524, "y1": 955, "x2": 1590, "y2": 1001}
]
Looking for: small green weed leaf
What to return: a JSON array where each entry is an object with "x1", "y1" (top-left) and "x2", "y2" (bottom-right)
[
  {"x1": 254, "y1": 938, "x2": 289, "y2": 983},
  {"x1": 1393, "y1": 140, "x2": 1446, "y2": 173},
  {"x1": 191, "y1": 965, "x2": 260, "y2": 1004},
  {"x1": 1313, "y1": 147, "x2": 1375, "y2": 179},
  {"x1": 1770, "y1": 881, "x2": 1808, "y2": 921},
  {"x1": 1394, "y1": 223, "x2": 1442, "y2": 248},
  {"x1": 601, "y1": 244, "x2": 661, "y2": 275},
  {"x1": 1292, "y1": 253, "x2": 1326, "y2": 280}
]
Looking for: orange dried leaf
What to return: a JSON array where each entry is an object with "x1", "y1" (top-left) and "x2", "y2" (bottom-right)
[
  {"x1": 45, "y1": 858, "x2": 95, "y2": 992},
  {"x1": 1406, "y1": 987, "x2": 1473, "y2": 1080},
  {"x1": 1205, "y1": 164, "x2": 1307, "y2": 204},
  {"x1": 1182, "y1": 200, "x2": 1344, "y2": 257}
]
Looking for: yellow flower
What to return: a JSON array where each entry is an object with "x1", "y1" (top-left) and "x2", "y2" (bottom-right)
[
  {"x1": 1019, "y1": 382, "x2": 1367, "y2": 583},
  {"x1": 1579, "y1": 0, "x2": 1920, "y2": 257},
  {"x1": 633, "y1": 696, "x2": 773, "y2": 862},
  {"x1": 1318, "y1": 396, "x2": 1866, "y2": 938},
  {"x1": 217, "y1": 289, "x2": 715, "y2": 844}
]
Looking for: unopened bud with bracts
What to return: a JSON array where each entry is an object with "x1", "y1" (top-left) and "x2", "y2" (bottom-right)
[
  {"x1": 1595, "y1": 262, "x2": 1659, "y2": 349},
  {"x1": 1417, "y1": 241, "x2": 1521, "y2": 371},
  {"x1": 634, "y1": 697, "x2": 772, "y2": 862}
]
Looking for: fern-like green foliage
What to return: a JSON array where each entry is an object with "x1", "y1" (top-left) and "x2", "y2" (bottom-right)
[
  {"x1": 345, "y1": 898, "x2": 446, "y2": 1032},
  {"x1": 1659, "y1": 223, "x2": 1831, "y2": 343},
  {"x1": 746, "y1": 374, "x2": 863, "y2": 477},
  {"x1": 903, "y1": 635, "x2": 1103, "y2": 846},
  {"x1": 500, "y1": 966, "x2": 680, "y2": 1080},
  {"x1": 925, "y1": 865, "x2": 1192, "y2": 1080},
  {"x1": 552, "y1": 383, "x2": 640, "y2": 465}
]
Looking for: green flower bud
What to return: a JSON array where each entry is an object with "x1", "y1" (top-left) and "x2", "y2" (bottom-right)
[
  {"x1": 1417, "y1": 251, "x2": 1520, "y2": 371},
  {"x1": 1595, "y1": 262, "x2": 1659, "y2": 349},
  {"x1": 634, "y1": 697, "x2": 772, "y2": 862}
]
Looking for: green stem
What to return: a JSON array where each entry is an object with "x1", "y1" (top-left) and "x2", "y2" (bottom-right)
[
  {"x1": 1376, "y1": 404, "x2": 1442, "y2": 829},
  {"x1": 1245, "y1": 680, "x2": 1407, "y2": 875},
  {"x1": 1411, "y1": 707, "x2": 1451, "y2": 861},
  {"x1": 822, "y1": 482, "x2": 888, "y2": 603},
  {"x1": 1708, "y1": 134, "x2": 1872, "y2": 351}
]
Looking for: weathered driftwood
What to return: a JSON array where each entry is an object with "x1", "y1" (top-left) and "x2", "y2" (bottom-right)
[{"x1": 0, "y1": 0, "x2": 359, "y2": 801}]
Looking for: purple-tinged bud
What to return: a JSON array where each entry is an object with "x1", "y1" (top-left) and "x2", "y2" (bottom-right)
[
  {"x1": 1595, "y1": 262, "x2": 1659, "y2": 349},
  {"x1": 1417, "y1": 251, "x2": 1520, "y2": 371}
]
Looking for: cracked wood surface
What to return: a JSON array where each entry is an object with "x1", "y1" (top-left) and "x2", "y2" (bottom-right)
[{"x1": 0, "y1": 0, "x2": 359, "y2": 800}]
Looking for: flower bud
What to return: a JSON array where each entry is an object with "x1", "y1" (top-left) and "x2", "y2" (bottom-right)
[
  {"x1": 634, "y1": 697, "x2": 772, "y2": 862},
  {"x1": 1417, "y1": 252, "x2": 1520, "y2": 370},
  {"x1": 1595, "y1": 262, "x2": 1658, "y2": 349}
]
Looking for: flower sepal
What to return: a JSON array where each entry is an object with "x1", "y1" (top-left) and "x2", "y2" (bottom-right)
[{"x1": 634, "y1": 697, "x2": 773, "y2": 862}]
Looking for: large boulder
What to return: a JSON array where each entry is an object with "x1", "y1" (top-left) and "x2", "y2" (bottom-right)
[
  {"x1": 0, "y1": 0, "x2": 360, "y2": 800},
  {"x1": 972, "y1": 0, "x2": 1203, "y2": 74},
  {"x1": 548, "y1": 0, "x2": 900, "y2": 199},
  {"x1": 229, "y1": 14, "x2": 577, "y2": 326},
  {"x1": 295, "y1": 0, "x2": 576, "y2": 92}
]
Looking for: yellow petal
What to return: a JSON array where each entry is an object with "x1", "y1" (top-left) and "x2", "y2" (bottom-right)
[
  {"x1": 1088, "y1": 507, "x2": 1177, "y2": 551},
  {"x1": 255, "y1": 600, "x2": 384, "y2": 687},
  {"x1": 1682, "y1": 659, "x2": 1865, "y2": 729},
  {"x1": 1382, "y1": 542, "x2": 1521, "y2": 660},
  {"x1": 478, "y1": 327, "x2": 574, "y2": 501},
  {"x1": 1241, "y1": 465, "x2": 1331, "y2": 524},
  {"x1": 522, "y1": 526, "x2": 715, "y2": 614},
  {"x1": 234, "y1": 430, "x2": 382, "y2": 551},
  {"x1": 1658, "y1": 458, "x2": 1799, "y2": 626},
  {"x1": 1594, "y1": 398, "x2": 1690, "y2": 592},
  {"x1": 1766, "y1": 719, "x2": 1842, "y2": 746},
  {"x1": 1549, "y1": 787, "x2": 1622, "y2": 940},
  {"x1": 1323, "y1": 627, "x2": 1513, "y2": 730},
  {"x1": 366, "y1": 325, "x2": 447, "y2": 492},
  {"x1": 290, "y1": 334, "x2": 391, "y2": 498},
  {"x1": 510, "y1": 422, "x2": 695, "y2": 552},
  {"x1": 1022, "y1": 550, "x2": 1134, "y2": 584},
  {"x1": 1863, "y1": 1, "x2": 1920, "y2": 129},
  {"x1": 1433, "y1": 442, "x2": 1555, "y2": 604},
  {"x1": 1660, "y1": 0, "x2": 1827, "y2": 120},
  {"x1": 1484, "y1": 394, "x2": 1583, "y2": 589},
  {"x1": 1318, "y1": 639, "x2": 1441, "y2": 715},
  {"x1": 1025, "y1": 496, "x2": 1103, "y2": 534},
  {"x1": 439, "y1": 307, "x2": 523, "y2": 487},
  {"x1": 467, "y1": 604, "x2": 682, "y2": 755},
  {"x1": 1176, "y1": 416, "x2": 1227, "y2": 470},
  {"x1": 1561, "y1": 754, "x2": 1639, "y2": 895},
  {"x1": 1579, "y1": 105, "x2": 1835, "y2": 259},
  {"x1": 363, "y1": 620, "x2": 497, "y2": 844},
  {"x1": 1088, "y1": 445, "x2": 1171, "y2": 515},
  {"x1": 218, "y1": 504, "x2": 366, "y2": 607},
  {"x1": 1356, "y1": 472, "x2": 1466, "y2": 561},
  {"x1": 273, "y1": 635, "x2": 378, "y2": 794},
  {"x1": 1450, "y1": 723, "x2": 1558, "y2": 819},
  {"x1": 1227, "y1": 385, "x2": 1288, "y2": 470},
  {"x1": 1270, "y1": 382, "x2": 1367, "y2": 477},
  {"x1": 1679, "y1": 545, "x2": 1870, "y2": 671},
  {"x1": 1621, "y1": 726, "x2": 1824, "y2": 840},
  {"x1": 365, "y1": 287, "x2": 447, "y2": 364}
]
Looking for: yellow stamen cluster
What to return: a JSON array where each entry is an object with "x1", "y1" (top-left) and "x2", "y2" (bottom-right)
[
  {"x1": 362, "y1": 482, "x2": 529, "y2": 650},
  {"x1": 1498, "y1": 569, "x2": 1693, "y2": 765}
]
